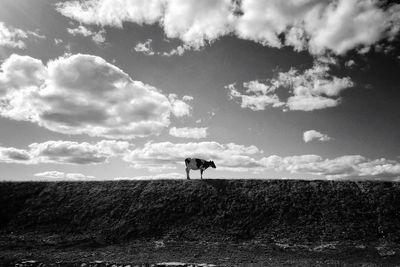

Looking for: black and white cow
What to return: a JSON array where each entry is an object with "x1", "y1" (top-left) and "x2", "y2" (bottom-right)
[{"x1": 185, "y1": 158, "x2": 216, "y2": 180}]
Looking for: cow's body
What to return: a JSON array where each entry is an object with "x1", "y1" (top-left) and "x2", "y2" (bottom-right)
[{"x1": 185, "y1": 158, "x2": 216, "y2": 179}]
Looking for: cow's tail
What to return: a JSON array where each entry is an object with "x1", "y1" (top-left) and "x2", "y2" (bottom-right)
[{"x1": 185, "y1": 158, "x2": 191, "y2": 167}]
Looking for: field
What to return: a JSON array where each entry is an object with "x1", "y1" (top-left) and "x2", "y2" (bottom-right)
[{"x1": 1, "y1": 179, "x2": 400, "y2": 266}]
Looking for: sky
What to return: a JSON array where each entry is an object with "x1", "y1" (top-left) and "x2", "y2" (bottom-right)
[{"x1": 0, "y1": 0, "x2": 400, "y2": 181}]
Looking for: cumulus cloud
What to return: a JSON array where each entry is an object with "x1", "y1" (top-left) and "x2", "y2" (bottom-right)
[
  {"x1": 345, "y1": 59, "x2": 356, "y2": 68},
  {"x1": 169, "y1": 127, "x2": 208, "y2": 139},
  {"x1": 228, "y1": 61, "x2": 354, "y2": 111},
  {"x1": 133, "y1": 40, "x2": 193, "y2": 57},
  {"x1": 34, "y1": 170, "x2": 96, "y2": 180},
  {"x1": 168, "y1": 94, "x2": 192, "y2": 117},
  {"x1": 303, "y1": 130, "x2": 332, "y2": 143},
  {"x1": 0, "y1": 54, "x2": 192, "y2": 139},
  {"x1": 0, "y1": 147, "x2": 31, "y2": 163},
  {"x1": 0, "y1": 22, "x2": 45, "y2": 49},
  {"x1": 57, "y1": 0, "x2": 234, "y2": 49},
  {"x1": 56, "y1": 0, "x2": 400, "y2": 55},
  {"x1": 0, "y1": 22, "x2": 28, "y2": 49},
  {"x1": 114, "y1": 172, "x2": 185, "y2": 180},
  {"x1": 123, "y1": 141, "x2": 264, "y2": 172},
  {"x1": 67, "y1": 25, "x2": 106, "y2": 43},
  {"x1": 306, "y1": 0, "x2": 398, "y2": 55},
  {"x1": 121, "y1": 140, "x2": 400, "y2": 180},
  {"x1": 261, "y1": 154, "x2": 400, "y2": 180},
  {"x1": 134, "y1": 39, "x2": 155, "y2": 55},
  {"x1": 227, "y1": 81, "x2": 284, "y2": 111},
  {"x1": 0, "y1": 140, "x2": 130, "y2": 165},
  {"x1": 162, "y1": 44, "x2": 192, "y2": 57},
  {"x1": 2, "y1": 138, "x2": 400, "y2": 181},
  {"x1": 182, "y1": 95, "x2": 194, "y2": 101}
]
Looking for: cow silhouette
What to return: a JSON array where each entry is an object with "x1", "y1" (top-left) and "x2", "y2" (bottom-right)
[{"x1": 185, "y1": 158, "x2": 216, "y2": 180}]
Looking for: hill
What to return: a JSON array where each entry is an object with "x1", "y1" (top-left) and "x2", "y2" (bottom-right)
[{"x1": 1, "y1": 179, "x2": 400, "y2": 244}]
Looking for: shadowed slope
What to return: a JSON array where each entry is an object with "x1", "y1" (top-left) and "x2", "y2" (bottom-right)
[{"x1": 1, "y1": 179, "x2": 400, "y2": 243}]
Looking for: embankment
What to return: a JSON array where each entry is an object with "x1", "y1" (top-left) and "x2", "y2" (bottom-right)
[{"x1": 1, "y1": 179, "x2": 400, "y2": 243}]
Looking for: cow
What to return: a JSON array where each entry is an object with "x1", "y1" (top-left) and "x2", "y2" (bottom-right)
[{"x1": 185, "y1": 158, "x2": 216, "y2": 180}]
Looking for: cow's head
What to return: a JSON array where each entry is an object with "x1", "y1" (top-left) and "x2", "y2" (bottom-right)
[{"x1": 210, "y1": 161, "x2": 216, "y2": 168}]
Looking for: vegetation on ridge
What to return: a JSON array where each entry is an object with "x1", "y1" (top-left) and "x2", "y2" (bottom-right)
[{"x1": 1, "y1": 179, "x2": 400, "y2": 244}]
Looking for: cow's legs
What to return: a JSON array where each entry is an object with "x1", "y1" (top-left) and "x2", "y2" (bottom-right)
[
  {"x1": 186, "y1": 167, "x2": 190, "y2": 180},
  {"x1": 200, "y1": 169, "x2": 203, "y2": 179}
]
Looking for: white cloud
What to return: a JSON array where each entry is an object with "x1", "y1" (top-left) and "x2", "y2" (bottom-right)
[
  {"x1": 2, "y1": 138, "x2": 400, "y2": 181},
  {"x1": 162, "y1": 0, "x2": 235, "y2": 48},
  {"x1": 114, "y1": 172, "x2": 185, "y2": 180},
  {"x1": 92, "y1": 30, "x2": 106, "y2": 43},
  {"x1": 345, "y1": 59, "x2": 356, "y2": 68},
  {"x1": 0, "y1": 54, "x2": 46, "y2": 97},
  {"x1": 303, "y1": 130, "x2": 332, "y2": 143},
  {"x1": 182, "y1": 95, "x2": 194, "y2": 101},
  {"x1": 67, "y1": 25, "x2": 106, "y2": 43},
  {"x1": 133, "y1": 40, "x2": 195, "y2": 57},
  {"x1": 0, "y1": 22, "x2": 44, "y2": 49},
  {"x1": 0, "y1": 147, "x2": 31, "y2": 163},
  {"x1": 0, "y1": 140, "x2": 130, "y2": 165},
  {"x1": 236, "y1": 0, "x2": 400, "y2": 55},
  {"x1": 67, "y1": 25, "x2": 92, "y2": 36},
  {"x1": 306, "y1": 0, "x2": 398, "y2": 55},
  {"x1": 121, "y1": 140, "x2": 400, "y2": 180},
  {"x1": 169, "y1": 94, "x2": 192, "y2": 117},
  {"x1": 315, "y1": 55, "x2": 339, "y2": 66},
  {"x1": 54, "y1": 38, "x2": 63, "y2": 45},
  {"x1": 169, "y1": 127, "x2": 208, "y2": 139},
  {"x1": 260, "y1": 154, "x2": 400, "y2": 181},
  {"x1": 123, "y1": 141, "x2": 264, "y2": 172},
  {"x1": 34, "y1": 171, "x2": 96, "y2": 180},
  {"x1": 228, "y1": 61, "x2": 354, "y2": 111},
  {"x1": 0, "y1": 54, "x2": 192, "y2": 139},
  {"x1": 162, "y1": 44, "x2": 192, "y2": 57},
  {"x1": 280, "y1": 62, "x2": 354, "y2": 111},
  {"x1": 29, "y1": 141, "x2": 109, "y2": 164},
  {"x1": 56, "y1": 0, "x2": 165, "y2": 27},
  {"x1": 56, "y1": 0, "x2": 400, "y2": 55},
  {"x1": 134, "y1": 39, "x2": 155, "y2": 55},
  {"x1": 227, "y1": 82, "x2": 284, "y2": 111}
]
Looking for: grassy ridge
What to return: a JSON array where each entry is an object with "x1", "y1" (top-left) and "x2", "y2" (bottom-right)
[{"x1": 1, "y1": 179, "x2": 400, "y2": 243}]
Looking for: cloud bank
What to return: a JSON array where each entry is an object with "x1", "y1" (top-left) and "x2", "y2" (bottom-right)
[
  {"x1": 1, "y1": 139, "x2": 400, "y2": 180},
  {"x1": 0, "y1": 54, "x2": 192, "y2": 139},
  {"x1": 0, "y1": 140, "x2": 129, "y2": 165},
  {"x1": 123, "y1": 141, "x2": 264, "y2": 172},
  {"x1": 261, "y1": 155, "x2": 400, "y2": 181},
  {"x1": 34, "y1": 170, "x2": 96, "y2": 180},
  {"x1": 169, "y1": 127, "x2": 208, "y2": 139},
  {"x1": 122, "y1": 141, "x2": 400, "y2": 180},
  {"x1": 56, "y1": 0, "x2": 400, "y2": 55},
  {"x1": 114, "y1": 172, "x2": 185, "y2": 180}
]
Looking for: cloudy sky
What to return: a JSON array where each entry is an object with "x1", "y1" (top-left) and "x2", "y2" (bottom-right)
[{"x1": 0, "y1": 0, "x2": 400, "y2": 181}]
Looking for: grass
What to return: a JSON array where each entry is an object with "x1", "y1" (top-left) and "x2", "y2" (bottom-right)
[
  {"x1": 2, "y1": 179, "x2": 400, "y2": 266},
  {"x1": 1, "y1": 179, "x2": 400, "y2": 243}
]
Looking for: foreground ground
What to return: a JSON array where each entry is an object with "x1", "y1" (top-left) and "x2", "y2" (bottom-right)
[
  {"x1": 2, "y1": 232, "x2": 400, "y2": 266},
  {"x1": 1, "y1": 180, "x2": 400, "y2": 266}
]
